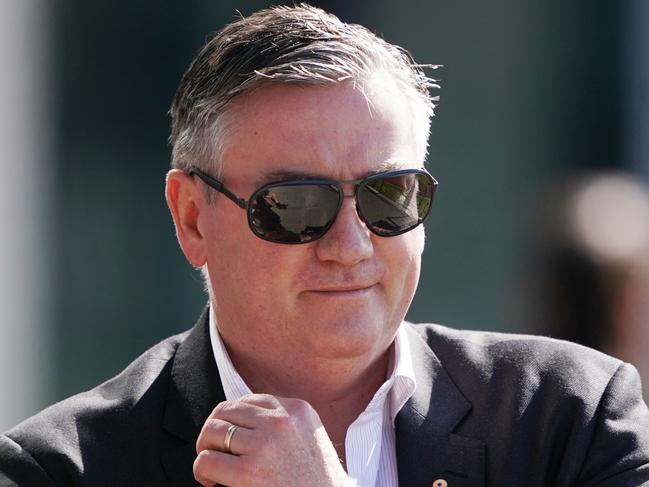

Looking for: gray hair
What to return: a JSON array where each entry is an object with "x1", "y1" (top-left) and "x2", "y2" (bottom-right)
[{"x1": 169, "y1": 3, "x2": 439, "y2": 177}]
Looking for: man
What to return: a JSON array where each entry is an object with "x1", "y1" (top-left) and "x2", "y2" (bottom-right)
[{"x1": 1, "y1": 4, "x2": 648, "y2": 487}]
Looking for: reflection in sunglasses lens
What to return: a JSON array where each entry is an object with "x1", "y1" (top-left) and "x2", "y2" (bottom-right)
[
  {"x1": 359, "y1": 173, "x2": 431, "y2": 235},
  {"x1": 251, "y1": 184, "x2": 340, "y2": 242}
]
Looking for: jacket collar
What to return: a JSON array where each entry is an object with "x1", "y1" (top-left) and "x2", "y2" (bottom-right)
[
  {"x1": 161, "y1": 306, "x2": 226, "y2": 486},
  {"x1": 396, "y1": 324, "x2": 485, "y2": 487}
]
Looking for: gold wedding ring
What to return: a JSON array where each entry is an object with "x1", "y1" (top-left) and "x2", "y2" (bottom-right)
[{"x1": 223, "y1": 424, "x2": 239, "y2": 454}]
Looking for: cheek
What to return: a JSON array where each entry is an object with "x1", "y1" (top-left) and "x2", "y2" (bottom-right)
[
  {"x1": 384, "y1": 227, "x2": 425, "y2": 271},
  {"x1": 413, "y1": 224, "x2": 426, "y2": 256},
  {"x1": 409, "y1": 229, "x2": 426, "y2": 285},
  {"x1": 202, "y1": 209, "x2": 259, "y2": 301},
  {"x1": 204, "y1": 216, "x2": 307, "y2": 310},
  {"x1": 382, "y1": 230, "x2": 424, "y2": 300}
]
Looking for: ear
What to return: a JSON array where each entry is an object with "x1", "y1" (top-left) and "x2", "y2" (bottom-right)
[{"x1": 165, "y1": 169, "x2": 208, "y2": 267}]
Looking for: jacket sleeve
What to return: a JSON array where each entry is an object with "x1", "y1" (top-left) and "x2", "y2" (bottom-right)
[
  {"x1": 577, "y1": 362, "x2": 649, "y2": 486},
  {"x1": 0, "y1": 434, "x2": 60, "y2": 487}
]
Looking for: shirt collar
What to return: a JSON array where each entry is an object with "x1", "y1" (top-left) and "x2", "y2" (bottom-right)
[
  {"x1": 388, "y1": 323, "x2": 417, "y2": 422},
  {"x1": 209, "y1": 306, "x2": 252, "y2": 400}
]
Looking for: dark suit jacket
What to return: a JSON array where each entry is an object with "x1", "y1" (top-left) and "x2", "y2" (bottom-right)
[{"x1": 1, "y1": 309, "x2": 648, "y2": 486}]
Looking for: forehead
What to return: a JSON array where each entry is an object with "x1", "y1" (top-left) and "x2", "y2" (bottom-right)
[{"x1": 219, "y1": 77, "x2": 421, "y2": 184}]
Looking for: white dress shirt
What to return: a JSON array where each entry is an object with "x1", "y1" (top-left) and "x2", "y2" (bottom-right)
[{"x1": 209, "y1": 307, "x2": 417, "y2": 487}]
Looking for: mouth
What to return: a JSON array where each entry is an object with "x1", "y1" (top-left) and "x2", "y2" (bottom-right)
[{"x1": 306, "y1": 284, "x2": 377, "y2": 297}]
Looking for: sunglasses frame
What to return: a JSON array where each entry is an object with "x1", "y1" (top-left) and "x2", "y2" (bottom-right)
[{"x1": 188, "y1": 166, "x2": 438, "y2": 244}]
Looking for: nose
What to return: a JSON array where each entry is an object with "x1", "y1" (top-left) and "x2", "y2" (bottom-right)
[{"x1": 315, "y1": 195, "x2": 374, "y2": 265}]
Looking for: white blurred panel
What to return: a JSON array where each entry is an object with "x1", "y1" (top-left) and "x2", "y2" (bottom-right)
[{"x1": 0, "y1": 0, "x2": 54, "y2": 431}]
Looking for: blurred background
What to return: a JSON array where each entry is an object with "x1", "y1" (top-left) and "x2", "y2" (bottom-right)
[{"x1": 1, "y1": 0, "x2": 648, "y2": 430}]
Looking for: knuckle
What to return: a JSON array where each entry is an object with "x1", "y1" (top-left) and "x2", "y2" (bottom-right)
[
  {"x1": 212, "y1": 400, "x2": 231, "y2": 416},
  {"x1": 240, "y1": 394, "x2": 257, "y2": 406},
  {"x1": 204, "y1": 418, "x2": 221, "y2": 433},
  {"x1": 287, "y1": 398, "x2": 314, "y2": 419},
  {"x1": 266, "y1": 411, "x2": 290, "y2": 431},
  {"x1": 192, "y1": 451, "x2": 214, "y2": 486},
  {"x1": 196, "y1": 418, "x2": 223, "y2": 452},
  {"x1": 243, "y1": 393, "x2": 278, "y2": 407}
]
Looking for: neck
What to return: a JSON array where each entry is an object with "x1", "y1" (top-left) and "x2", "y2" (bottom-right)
[{"x1": 227, "y1": 341, "x2": 392, "y2": 445}]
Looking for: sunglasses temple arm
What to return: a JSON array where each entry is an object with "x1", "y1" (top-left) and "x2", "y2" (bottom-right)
[
  {"x1": 217, "y1": 185, "x2": 247, "y2": 209},
  {"x1": 188, "y1": 167, "x2": 248, "y2": 209}
]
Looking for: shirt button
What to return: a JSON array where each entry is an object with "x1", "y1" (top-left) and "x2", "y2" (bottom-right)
[{"x1": 432, "y1": 480, "x2": 448, "y2": 487}]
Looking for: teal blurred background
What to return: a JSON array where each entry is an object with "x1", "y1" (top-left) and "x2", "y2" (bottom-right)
[{"x1": 1, "y1": 0, "x2": 648, "y2": 430}]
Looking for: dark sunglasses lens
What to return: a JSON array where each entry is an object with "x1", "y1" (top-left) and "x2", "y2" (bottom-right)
[
  {"x1": 249, "y1": 183, "x2": 341, "y2": 243},
  {"x1": 358, "y1": 172, "x2": 434, "y2": 236}
]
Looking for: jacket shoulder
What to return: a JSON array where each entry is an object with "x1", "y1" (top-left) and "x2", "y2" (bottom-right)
[
  {"x1": 1, "y1": 330, "x2": 189, "y2": 484},
  {"x1": 406, "y1": 322, "x2": 622, "y2": 392}
]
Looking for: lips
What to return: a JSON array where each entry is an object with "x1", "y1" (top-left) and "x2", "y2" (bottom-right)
[
  {"x1": 311, "y1": 283, "x2": 376, "y2": 292},
  {"x1": 299, "y1": 265, "x2": 386, "y2": 295},
  {"x1": 304, "y1": 284, "x2": 378, "y2": 298}
]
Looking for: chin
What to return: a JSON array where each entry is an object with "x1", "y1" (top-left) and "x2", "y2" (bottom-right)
[{"x1": 308, "y1": 315, "x2": 395, "y2": 360}]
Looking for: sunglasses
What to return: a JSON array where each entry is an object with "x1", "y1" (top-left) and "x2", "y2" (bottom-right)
[{"x1": 188, "y1": 166, "x2": 438, "y2": 244}]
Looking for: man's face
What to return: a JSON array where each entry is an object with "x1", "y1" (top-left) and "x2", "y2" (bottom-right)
[{"x1": 200, "y1": 76, "x2": 426, "y2": 371}]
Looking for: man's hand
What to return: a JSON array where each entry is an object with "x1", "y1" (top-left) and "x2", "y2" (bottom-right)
[{"x1": 193, "y1": 394, "x2": 354, "y2": 487}]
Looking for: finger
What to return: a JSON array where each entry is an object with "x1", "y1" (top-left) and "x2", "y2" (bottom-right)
[
  {"x1": 196, "y1": 419, "x2": 256, "y2": 455},
  {"x1": 218, "y1": 393, "x2": 282, "y2": 414},
  {"x1": 242, "y1": 394, "x2": 315, "y2": 420},
  {"x1": 239, "y1": 393, "x2": 282, "y2": 408},
  {"x1": 209, "y1": 398, "x2": 279, "y2": 428},
  {"x1": 193, "y1": 449, "x2": 246, "y2": 487}
]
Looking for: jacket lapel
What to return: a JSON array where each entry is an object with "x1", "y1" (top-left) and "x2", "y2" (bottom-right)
[
  {"x1": 396, "y1": 324, "x2": 485, "y2": 487},
  {"x1": 160, "y1": 306, "x2": 227, "y2": 486}
]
